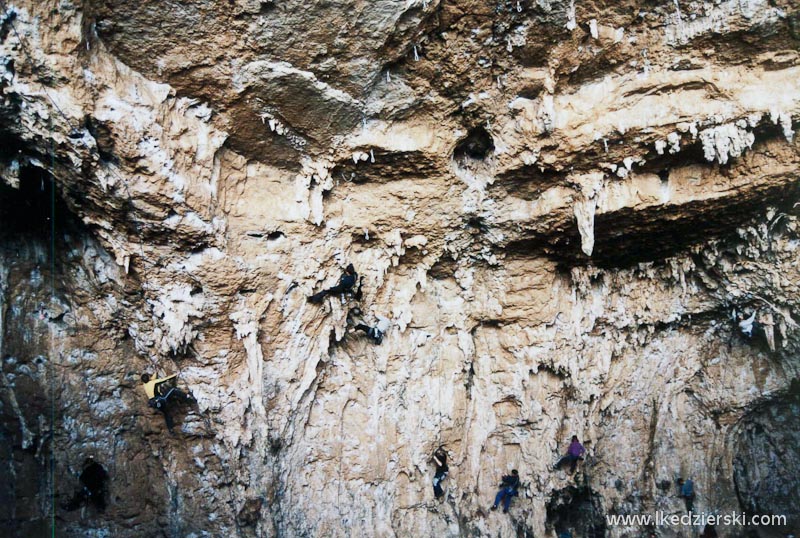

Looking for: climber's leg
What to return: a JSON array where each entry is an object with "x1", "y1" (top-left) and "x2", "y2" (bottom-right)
[
  {"x1": 308, "y1": 290, "x2": 328, "y2": 303},
  {"x1": 168, "y1": 387, "x2": 194, "y2": 404},
  {"x1": 492, "y1": 489, "x2": 506, "y2": 509},
  {"x1": 569, "y1": 456, "x2": 583, "y2": 473},
  {"x1": 325, "y1": 283, "x2": 348, "y2": 295},
  {"x1": 502, "y1": 489, "x2": 515, "y2": 512},
  {"x1": 155, "y1": 403, "x2": 175, "y2": 432}
]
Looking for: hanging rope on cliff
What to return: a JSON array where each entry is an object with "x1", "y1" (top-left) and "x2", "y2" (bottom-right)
[
  {"x1": 0, "y1": 0, "x2": 185, "y2": 379},
  {"x1": 437, "y1": 334, "x2": 444, "y2": 443},
  {"x1": 0, "y1": 0, "x2": 77, "y2": 131},
  {"x1": 211, "y1": 444, "x2": 247, "y2": 538},
  {"x1": 0, "y1": 0, "x2": 160, "y2": 293},
  {"x1": 47, "y1": 113, "x2": 59, "y2": 528},
  {"x1": 1, "y1": 0, "x2": 206, "y2": 476},
  {"x1": 432, "y1": 285, "x2": 445, "y2": 448}
]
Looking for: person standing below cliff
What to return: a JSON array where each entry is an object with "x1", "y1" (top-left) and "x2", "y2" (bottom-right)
[
  {"x1": 679, "y1": 477, "x2": 695, "y2": 513},
  {"x1": 308, "y1": 263, "x2": 359, "y2": 303},
  {"x1": 554, "y1": 435, "x2": 586, "y2": 473},
  {"x1": 61, "y1": 456, "x2": 108, "y2": 512},
  {"x1": 141, "y1": 372, "x2": 195, "y2": 433},
  {"x1": 432, "y1": 448, "x2": 448, "y2": 499},
  {"x1": 490, "y1": 469, "x2": 520, "y2": 513}
]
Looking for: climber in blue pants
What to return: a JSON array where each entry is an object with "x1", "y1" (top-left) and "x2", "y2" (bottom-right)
[{"x1": 491, "y1": 469, "x2": 520, "y2": 513}]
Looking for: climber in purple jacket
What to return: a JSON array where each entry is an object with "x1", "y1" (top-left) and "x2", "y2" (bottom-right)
[{"x1": 554, "y1": 436, "x2": 586, "y2": 473}]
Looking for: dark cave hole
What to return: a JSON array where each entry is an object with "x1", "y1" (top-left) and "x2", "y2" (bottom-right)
[
  {"x1": 0, "y1": 130, "x2": 25, "y2": 162},
  {"x1": 733, "y1": 398, "x2": 800, "y2": 530},
  {"x1": 454, "y1": 125, "x2": 494, "y2": 162},
  {"x1": 266, "y1": 230, "x2": 285, "y2": 240},
  {"x1": 546, "y1": 485, "x2": 606, "y2": 538},
  {"x1": 0, "y1": 9, "x2": 16, "y2": 41},
  {"x1": 167, "y1": 343, "x2": 197, "y2": 361},
  {"x1": 0, "y1": 163, "x2": 69, "y2": 241},
  {"x1": 2, "y1": 58, "x2": 13, "y2": 80},
  {"x1": 466, "y1": 216, "x2": 489, "y2": 233},
  {"x1": 517, "y1": 85, "x2": 542, "y2": 100},
  {"x1": 429, "y1": 256, "x2": 457, "y2": 280},
  {"x1": 269, "y1": 435, "x2": 283, "y2": 455}
]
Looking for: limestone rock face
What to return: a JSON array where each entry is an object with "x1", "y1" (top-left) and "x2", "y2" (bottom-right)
[{"x1": 1, "y1": 1, "x2": 799, "y2": 537}]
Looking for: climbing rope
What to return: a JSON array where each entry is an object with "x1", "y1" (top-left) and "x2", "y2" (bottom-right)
[
  {"x1": 48, "y1": 113, "x2": 58, "y2": 531},
  {"x1": 432, "y1": 284, "x2": 444, "y2": 448},
  {"x1": 0, "y1": 0, "x2": 160, "y2": 285},
  {"x1": 1, "y1": 0, "x2": 180, "y2": 378},
  {"x1": 436, "y1": 332, "x2": 443, "y2": 446},
  {"x1": 215, "y1": 446, "x2": 245, "y2": 538},
  {"x1": 0, "y1": 0, "x2": 75, "y2": 129},
  {"x1": 0, "y1": 2, "x2": 196, "y2": 519}
]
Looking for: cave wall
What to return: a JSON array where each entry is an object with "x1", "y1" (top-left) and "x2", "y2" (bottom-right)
[{"x1": 0, "y1": 1, "x2": 799, "y2": 537}]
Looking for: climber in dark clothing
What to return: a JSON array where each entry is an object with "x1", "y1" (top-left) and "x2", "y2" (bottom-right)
[
  {"x1": 491, "y1": 469, "x2": 520, "y2": 513},
  {"x1": 679, "y1": 478, "x2": 695, "y2": 513},
  {"x1": 347, "y1": 307, "x2": 390, "y2": 345},
  {"x1": 308, "y1": 264, "x2": 359, "y2": 303},
  {"x1": 141, "y1": 372, "x2": 195, "y2": 433},
  {"x1": 555, "y1": 435, "x2": 586, "y2": 473},
  {"x1": 432, "y1": 448, "x2": 448, "y2": 498},
  {"x1": 61, "y1": 457, "x2": 108, "y2": 512}
]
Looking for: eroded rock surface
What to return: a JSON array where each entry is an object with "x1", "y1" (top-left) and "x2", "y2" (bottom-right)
[{"x1": 1, "y1": 1, "x2": 799, "y2": 537}]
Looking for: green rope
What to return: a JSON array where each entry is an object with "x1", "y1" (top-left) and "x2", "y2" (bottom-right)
[{"x1": 49, "y1": 115, "x2": 57, "y2": 538}]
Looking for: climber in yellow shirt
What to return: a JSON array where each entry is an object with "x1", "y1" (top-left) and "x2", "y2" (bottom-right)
[
  {"x1": 141, "y1": 372, "x2": 195, "y2": 432},
  {"x1": 141, "y1": 373, "x2": 175, "y2": 399}
]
